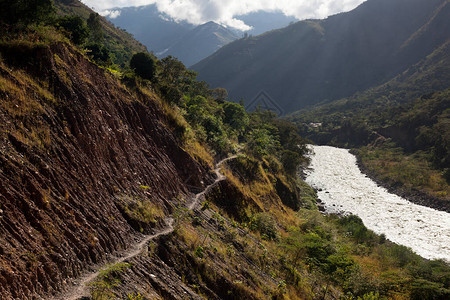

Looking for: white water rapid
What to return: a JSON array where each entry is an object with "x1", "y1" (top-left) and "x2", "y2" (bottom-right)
[{"x1": 305, "y1": 145, "x2": 450, "y2": 262}]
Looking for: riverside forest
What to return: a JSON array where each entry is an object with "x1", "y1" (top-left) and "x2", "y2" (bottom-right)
[{"x1": 0, "y1": 0, "x2": 449, "y2": 300}]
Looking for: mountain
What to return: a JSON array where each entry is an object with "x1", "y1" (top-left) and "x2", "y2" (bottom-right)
[
  {"x1": 237, "y1": 10, "x2": 298, "y2": 36},
  {"x1": 160, "y1": 21, "x2": 239, "y2": 67},
  {"x1": 106, "y1": 5, "x2": 238, "y2": 66},
  {"x1": 105, "y1": 4, "x2": 194, "y2": 54},
  {"x1": 107, "y1": 5, "x2": 298, "y2": 66},
  {"x1": 193, "y1": 0, "x2": 450, "y2": 114}
]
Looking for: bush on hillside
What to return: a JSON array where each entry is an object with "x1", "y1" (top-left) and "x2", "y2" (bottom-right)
[
  {"x1": 130, "y1": 52, "x2": 156, "y2": 82},
  {"x1": 85, "y1": 43, "x2": 111, "y2": 66},
  {"x1": 57, "y1": 15, "x2": 89, "y2": 45}
]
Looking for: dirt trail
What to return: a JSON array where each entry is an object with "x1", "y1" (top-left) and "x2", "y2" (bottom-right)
[{"x1": 53, "y1": 156, "x2": 236, "y2": 300}]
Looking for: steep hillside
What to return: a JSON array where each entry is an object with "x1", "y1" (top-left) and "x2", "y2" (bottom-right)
[
  {"x1": 193, "y1": 0, "x2": 450, "y2": 113},
  {"x1": 236, "y1": 11, "x2": 298, "y2": 36},
  {"x1": 289, "y1": 40, "x2": 450, "y2": 127},
  {"x1": 0, "y1": 35, "x2": 209, "y2": 298},
  {"x1": 54, "y1": 0, "x2": 147, "y2": 67}
]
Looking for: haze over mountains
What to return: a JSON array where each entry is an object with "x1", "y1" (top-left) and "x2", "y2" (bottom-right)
[
  {"x1": 193, "y1": 0, "x2": 450, "y2": 114},
  {"x1": 107, "y1": 4, "x2": 297, "y2": 66}
]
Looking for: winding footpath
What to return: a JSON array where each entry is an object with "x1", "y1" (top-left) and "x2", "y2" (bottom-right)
[{"x1": 54, "y1": 156, "x2": 236, "y2": 300}]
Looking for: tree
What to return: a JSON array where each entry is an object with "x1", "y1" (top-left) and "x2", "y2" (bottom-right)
[
  {"x1": 212, "y1": 88, "x2": 228, "y2": 102},
  {"x1": 87, "y1": 13, "x2": 103, "y2": 42},
  {"x1": 58, "y1": 16, "x2": 90, "y2": 45},
  {"x1": 130, "y1": 52, "x2": 156, "y2": 81},
  {"x1": 222, "y1": 102, "x2": 249, "y2": 134},
  {"x1": 0, "y1": 0, "x2": 55, "y2": 26},
  {"x1": 246, "y1": 129, "x2": 278, "y2": 159},
  {"x1": 280, "y1": 150, "x2": 302, "y2": 176}
]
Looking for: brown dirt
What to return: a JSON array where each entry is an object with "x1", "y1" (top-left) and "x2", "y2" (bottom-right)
[{"x1": 0, "y1": 42, "x2": 211, "y2": 299}]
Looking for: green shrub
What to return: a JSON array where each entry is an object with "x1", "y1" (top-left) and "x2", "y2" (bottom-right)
[
  {"x1": 409, "y1": 278, "x2": 449, "y2": 300},
  {"x1": 250, "y1": 213, "x2": 278, "y2": 240},
  {"x1": 338, "y1": 214, "x2": 378, "y2": 245},
  {"x1": 90, "y1": 262, "x2": 130, "y2": 300},
  {"x1": 85, "y1": 43, "x2": 111, "y2": 66},
  {"x1": 130, "y1": 52, "x2": 156, "y2": 81},
  {"x1": 195, "y1": 246, "x2": 204, "y2": 258},
  {"x1": 57, "y1": 15, "x2": 89, "y2": 45}
]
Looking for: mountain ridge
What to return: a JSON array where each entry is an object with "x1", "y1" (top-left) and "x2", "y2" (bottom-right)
[{"x1": 193, "y1": 0, "x2": 449, "y2": 114}]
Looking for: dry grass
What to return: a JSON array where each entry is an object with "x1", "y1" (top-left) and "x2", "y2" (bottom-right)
[{"x1": 0, "y1": 63, "x2": 54, "y2": 148}]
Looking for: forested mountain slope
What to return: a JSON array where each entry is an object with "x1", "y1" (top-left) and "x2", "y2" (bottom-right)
[{"x1": 193, "y1": 0, "x2": 450, "y2": 113}]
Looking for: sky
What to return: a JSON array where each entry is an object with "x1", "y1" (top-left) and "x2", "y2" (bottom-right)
[{"x1": 81, "y1": 0, "x2": 366, "y2": 31}]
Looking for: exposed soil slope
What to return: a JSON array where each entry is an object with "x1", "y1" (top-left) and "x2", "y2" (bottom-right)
[{"x1": 0, "y1": 41, "x2": 210, "y2": 299}]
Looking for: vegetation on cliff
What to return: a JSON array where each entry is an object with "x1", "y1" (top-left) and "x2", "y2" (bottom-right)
[{"x1": 0, "y1": 1, "x2": 449, "y2": 299}]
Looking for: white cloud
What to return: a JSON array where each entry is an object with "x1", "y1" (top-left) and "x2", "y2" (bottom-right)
[
  {"x1": 82, "y1": 0, "x2": 366, "y2": 30},
  {"x1": 100, "y1": 9, "x2": 121, "y2": 18}
]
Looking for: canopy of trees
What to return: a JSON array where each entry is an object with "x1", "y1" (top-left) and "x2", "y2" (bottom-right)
[{"x1": 0, "y1": 0, "x2": 55, "y2": 26}]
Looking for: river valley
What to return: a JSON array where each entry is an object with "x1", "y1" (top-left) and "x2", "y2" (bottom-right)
[{"x1": 305, "y1": 145, "x2": 450, "y2": 262}]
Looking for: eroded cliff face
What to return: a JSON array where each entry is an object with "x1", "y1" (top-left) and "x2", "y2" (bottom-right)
[{"x1": 0, "y1": 42, "x2": 209, "y2": 299}]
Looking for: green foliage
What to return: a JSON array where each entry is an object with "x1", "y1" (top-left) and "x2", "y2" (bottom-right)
[
  {"x1": 382, "y1": 244, "x2": 420, "y2": 268},
  {"x1": 250, "y1": 213, "x2": 278, "y2": 240},
  {"x1": 246, "y1": 128, "x2": 278, "y2": 159},
  {"x1": 184, "y1": 95, "x2": 231, "y2": 154},
  {"x1": 357, "y1": 144, "x2": 448, "y2": 200},
  {"x1": 0, "y1": 0, "x2": 55, "y2": 27},
  {"x1": 222, "y1": 101, "x2": 249, "y2": 134},
  {"x1": 338, "y1": 215, "x2": 379, "y2": 245},
  {"x1": 90, "y1": 262, "x2": 131, "y2": 300},
  {"x1": 280, "y1": 150, "x2": 302, "y2": 175},
  {"x1": 409, "y1": 278, "x2": 449, "y2": 300},
  {"x1": 85, "y1": 43, "x2": 111, "y2": 66},
  {"x1": 130, "y1": 52, "x2": 156, "y2": 81},
  {"x1": 127, "y1": 293, "x2": 144, "y2": 300},
  {"x1": 57, "y1": 15, "x2": 89, "y2": 45},
  {"x1": 195, "y1": 246, "x2": 204, "y2": 258},
  {"x1": 87, "y1": 13, "x2": 103, "y2": 42}
]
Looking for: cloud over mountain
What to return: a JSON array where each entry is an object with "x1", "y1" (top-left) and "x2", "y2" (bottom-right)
[{"x1": 82, "y1": 0, "x2": 366, "y2": 30}]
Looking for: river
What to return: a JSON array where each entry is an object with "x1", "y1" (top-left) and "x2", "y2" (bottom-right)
[{"x1": 304, "y1": 145, "x2": 450, "y2": 262}]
